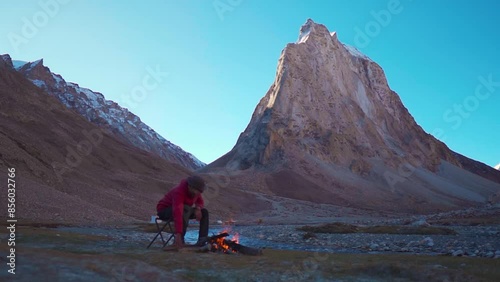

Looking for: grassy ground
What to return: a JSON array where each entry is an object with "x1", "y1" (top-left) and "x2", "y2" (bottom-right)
[
  {"x1": 0, "y1": 224, "x2": 498, "y2": 281},
  {"x1": 297, "y1": 222, "x2": 457, "y2": 235},
  {"x1": 427, "y1": 215, "x2": 500, "y2": 226}
]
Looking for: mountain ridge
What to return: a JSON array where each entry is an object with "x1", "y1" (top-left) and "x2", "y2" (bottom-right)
[{"x1": 2, "y1": 55, "x2": 204, "y2": 171}]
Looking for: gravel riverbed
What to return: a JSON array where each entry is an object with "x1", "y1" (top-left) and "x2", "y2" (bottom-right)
[{"x1": 54, "y1": 223, "x2": 500, "y2": 259}]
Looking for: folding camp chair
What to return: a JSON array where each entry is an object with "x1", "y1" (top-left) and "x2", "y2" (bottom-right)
[{"x1": 146, "y1": 217, "x2": 175, "y2": 249}]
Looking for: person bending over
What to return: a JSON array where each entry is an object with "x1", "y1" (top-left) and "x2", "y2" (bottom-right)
[{"x1": 156, "y1": 175, "x2": 209, "y2": 248}]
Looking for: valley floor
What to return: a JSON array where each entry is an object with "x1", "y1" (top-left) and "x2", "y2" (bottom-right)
[{"x1": 1, "y1": 219, "x2": 499, "y2": 281}]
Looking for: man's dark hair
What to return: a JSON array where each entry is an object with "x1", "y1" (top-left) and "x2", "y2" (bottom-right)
[{"x1": 187, "y1": 175, "x2": 205, "y2": 192}]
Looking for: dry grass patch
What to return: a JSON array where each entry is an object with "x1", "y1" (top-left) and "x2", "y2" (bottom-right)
[
  {"x1": 0, "y1": 220, "x2": 73, "y2": 228},
  {"x1": 7, "y1": 226, "x2": 112, "y2": 247},
  {"x1": 428, "y1": 215, "x2": 500, "y2": 226},
  {"x1": 3, "y1": 225, "x2": 499, "y2": 281},
  {"x1": 297, "y1": 222, "x2": 457, "y2": 235}
]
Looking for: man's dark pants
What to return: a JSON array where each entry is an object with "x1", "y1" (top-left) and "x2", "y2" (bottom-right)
[{"x1": 157, "y1": 205, "x2": 209, "y2": 242}]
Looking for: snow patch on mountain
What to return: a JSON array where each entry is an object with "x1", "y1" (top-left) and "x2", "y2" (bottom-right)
[
  {"x1": 297, "y1": 18, "x2": 315, "y2": 44},
  {"x1": 31, "y1": 79, "x2": 46, "y2": 88},
  {"x1": 298, "y1": 27, "x2": 311, "y2": 44},
  {"x1": 51, "y1": 73, "x2": 64, "y2": 86},
  {"x1": 342, "y1": 43, "x2": 373, "y2": 62},
  {"x1": 76, "y1": 86, "x2": 104, "y2": 108}
]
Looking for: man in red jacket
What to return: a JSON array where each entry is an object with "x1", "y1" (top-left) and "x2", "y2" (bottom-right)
[{"x1": 156, "y1": 175, "x2": 209, "y2": 248}]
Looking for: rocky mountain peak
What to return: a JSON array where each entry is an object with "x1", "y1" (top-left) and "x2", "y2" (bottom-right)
[
  {"x1": 205, "y1": 20, "x2": 500, "y2": 213},
  {"x1": 297, "y1": 19, "x2": 327, "y2": 43},
  {"x1": 0, "y1": 54, "x2": 13, "y2": 68},
  {"x1": 233, "y1": 18, "x2": 444, "y2": 171},
  {"x1": 17, "y1": 58, "x2": 45, "y2": 74}
]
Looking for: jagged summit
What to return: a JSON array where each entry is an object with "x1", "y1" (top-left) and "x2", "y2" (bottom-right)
[
  {"x1": 296, "y1": 19, "x2": 372, "y2": 61},
  {"x1": 296, "y1": 18, "x2": 332, "y2": 44},
  {"x1": 0, "y1": 54, "x2": 13, "y2": 67},
  {"x1": 23, "y1": 59, "x2": 43, "y2": 70},
  {"x1": 240, "y1": 21, "x2": 413, "y2": 169},
  {"x1": 6, "y1": 57, "x2": 44, "y2": 71},
  {"x1": 297, "y1": 18, "x2": 316, "y2": 43}
]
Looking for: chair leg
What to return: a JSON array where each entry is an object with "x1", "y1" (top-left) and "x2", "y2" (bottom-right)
[
  {"x1": 147, "y1": 219, "x2": 166, "y2": 249},
  {"x1": 161, "y1": 221, "x2": 175, "y2": 247},
  {"x1": 147, "y1": 218, "x2": 174, "y2": 249},
  {"x1": 162, "y1": 234, "x2": 174, "y2": 247},
  {"x1": 147, "y1": 232, "x2": 161, "y2": 249},
  {"x1": 156, "y1": 219, "x2": 167, "y2": 245}
]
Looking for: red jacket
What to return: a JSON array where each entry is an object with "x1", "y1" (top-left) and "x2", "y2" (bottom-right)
[{"x1": 156, "y1": 179, "x2": 204, "y2": 234}]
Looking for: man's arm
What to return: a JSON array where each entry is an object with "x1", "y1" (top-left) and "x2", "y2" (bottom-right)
[
  {"x1": 194, "y1": 195, "x2": 204, "y2": 221},
  {"x1": 172, "y1": 191, "x2": 184, "y2": 238},
  {"x1": 195, "y1": 195, "x2": 204, "y2": 209}
]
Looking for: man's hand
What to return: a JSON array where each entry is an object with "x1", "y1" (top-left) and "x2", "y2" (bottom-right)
[
  {"x1": 194, "y1": 207, "x2": 202, "y2": 222},
  {"x1": 174, "y1": 233, "x2": 183, "y2": 249}
]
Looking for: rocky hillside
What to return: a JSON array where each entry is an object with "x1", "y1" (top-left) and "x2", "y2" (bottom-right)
[
  {"x1": 0, "y1": 55, "x2": 266, "y2": 224},
  {"x1": 8, "y1": 55, "x2": 203, "y2": 170}
]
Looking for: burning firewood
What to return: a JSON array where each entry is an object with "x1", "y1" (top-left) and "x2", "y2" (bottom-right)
[
  {"x1": 220, "y1": 239, "x2": 263, "y2": 256},
  {"x1": 201, "y1": 232, "x2": 262, "y2": 256},
  {"x1": 209, "y1": 232, "x2": 230, "y2": 241}
]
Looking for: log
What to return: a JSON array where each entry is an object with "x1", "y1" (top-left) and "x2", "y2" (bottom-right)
[
  {"x1": 208, "y1": 232, "x2": 229, "y2": 241},
  {"x1": 195, "y1": 232, "x2": 229, "y2": 246},
  {"x1": 223, "y1": 239, "x2": 263, "y2": 256}
]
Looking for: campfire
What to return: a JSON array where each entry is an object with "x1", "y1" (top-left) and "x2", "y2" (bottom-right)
[
  {"x1": 199, "y1": 231, "x2": 262, "y2": 256},
  {"x1": 211, "y1": 232, "x2": 238, "y2": 253}
]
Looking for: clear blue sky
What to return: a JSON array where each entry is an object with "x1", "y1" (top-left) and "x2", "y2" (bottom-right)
[{"x1": 1, "y1": 0, "x2": 499, "y2": 167}]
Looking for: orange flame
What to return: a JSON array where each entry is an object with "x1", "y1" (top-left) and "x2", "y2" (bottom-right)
[
  {"x1": 215, "y1": 237, "x2": 230, "y2": 251},
  {"x1": 231, "y1": 233, "x2": 239, "y2": 244},
  {"x1": 212, "y1": 237, "x2": 234, "y2": 253},
  {"x1": 211, "y1": 232, "x2": 240, "y2": 253}
]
